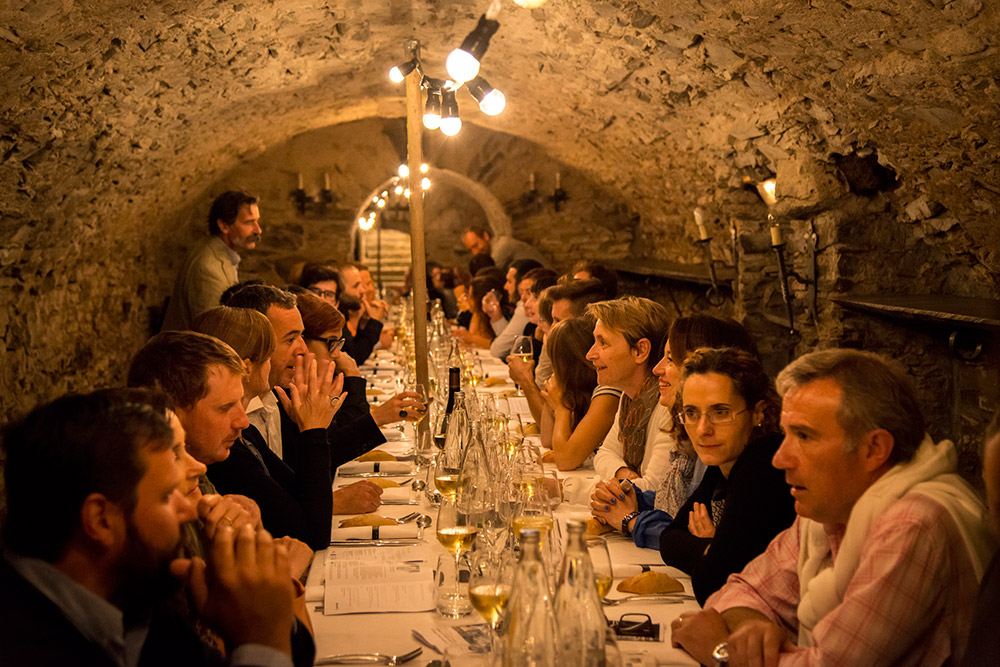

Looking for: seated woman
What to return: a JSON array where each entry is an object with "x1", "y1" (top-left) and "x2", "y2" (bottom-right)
[
  {"x1": 539, "y1": 317, "x2": 621, "y2": 470},
  {"x1": 661, "y1": 347, "x2": 794, "y2": 604},
  {"x1": 193, "y1": 305, "x2": 340, "y2": 551},
  {"x1": 454, "y1": 274, "x2": 505, "y2": 348},
  {"x1": 592, "y1": 314, "x2": 759, "y2": 549}
]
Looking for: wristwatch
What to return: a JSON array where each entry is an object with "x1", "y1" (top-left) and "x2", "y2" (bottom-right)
[
  {"x1": 621, "y1": 511, "x2": 640, "y2": 537},
  {"x1": 711, "y1": 641, "x2": 729, "y2": 666}
]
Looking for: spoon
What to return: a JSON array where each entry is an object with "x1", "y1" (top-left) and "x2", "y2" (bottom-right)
[{"x1": 415, "y1": 514, "x2": 432, "y2": 531}]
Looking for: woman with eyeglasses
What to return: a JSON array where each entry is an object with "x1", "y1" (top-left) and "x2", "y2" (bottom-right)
[{"x1": 658, "y1": 347, "x2": 794, "y2": 604}]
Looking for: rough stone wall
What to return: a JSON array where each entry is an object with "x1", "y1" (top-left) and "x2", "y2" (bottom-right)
[{"x1": 1, "y1": 0, "x2": 998, "y2": 479}]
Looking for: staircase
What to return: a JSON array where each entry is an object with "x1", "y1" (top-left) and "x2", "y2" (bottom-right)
[{"x1": 359, "y1": 228, "x2": 412, "y2": 298}]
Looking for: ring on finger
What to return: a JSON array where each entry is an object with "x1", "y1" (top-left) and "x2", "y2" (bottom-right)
[{"x1": 330, "y1": 395, "x2": 341, "y2": 406}]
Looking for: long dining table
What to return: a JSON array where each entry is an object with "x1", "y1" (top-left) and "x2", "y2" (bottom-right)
[{"x1": 304, "y1": 349, "x2": 700, "y2": 666}]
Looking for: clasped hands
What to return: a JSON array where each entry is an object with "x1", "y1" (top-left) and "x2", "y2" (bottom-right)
[
  {"x1": 590, "y1": 477, "x2": 638, "y2": 529},
  {"x1": 670, "y1": 608, "x2": 797, "y2": 667}
]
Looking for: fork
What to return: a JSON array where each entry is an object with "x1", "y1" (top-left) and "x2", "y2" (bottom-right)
[
  {"x1": 602, "y1": 593, "x2": 696, "y2": 606},
  {"x1": 394, "y1": 512, "x2": 420, "y2": 524},
  {"x1": 315, "y1": 646, "x2": 423, "y2": 665}
]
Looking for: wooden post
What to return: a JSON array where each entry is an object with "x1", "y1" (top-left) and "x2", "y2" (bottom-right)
[{"x1": 405, "y1": 43, "x2": 430, "y2": 392}]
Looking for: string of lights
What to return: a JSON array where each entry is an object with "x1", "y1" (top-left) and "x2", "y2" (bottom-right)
[
  {"x1": 387, "y1": 0, "x2": 519, "y2": 136},
  {"x1": 356, "y1": 163, "x2": 431, "y2": 230}
]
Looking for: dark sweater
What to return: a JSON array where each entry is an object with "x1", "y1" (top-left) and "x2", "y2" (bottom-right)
[
  {"x1": 343, "y1": 317, "x2": 383, "y2": 365},
  {"x1": 208, "y1": 424, "x2": 332, "y2": 550},
  {"x1": 659, "y1": 432, "x2": 795, "y2": 604}
]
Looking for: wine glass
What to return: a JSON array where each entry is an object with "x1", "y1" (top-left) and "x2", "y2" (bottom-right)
[
  {"x1": 510, "y1": 335, "x2": 534, "y2": 396},
  {"x1": 407, "y1": 382, "x2": 429, "y2": 425},
  {"x1": 436, "y1": 495, "x2": 479, "y2": 617},
  {"x1": 470, "y1": 550, "x2": 516, "y2": 660},
  {"x1": 586, "y1": 537, "x2": 614, "y2": 600}
]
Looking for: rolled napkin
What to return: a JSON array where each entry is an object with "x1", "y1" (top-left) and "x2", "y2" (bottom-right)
[
  {"x1": 339, "y1": 514, "x2": 398, "y2": 528},
  {"x1": 337, "y1": 461, "x2": 412, "y2": 475},
  {"x1": 380, "y1": 487, "x2": 413, "y2": 504},
  {"x1": 329, "y1": 524, "x2": 421, "y2": 540}
]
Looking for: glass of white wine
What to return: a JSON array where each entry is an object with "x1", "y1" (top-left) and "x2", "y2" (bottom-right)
[
  {"x1": 586, "y1": 536, "x2": 614, "y2": 600},
  {"x1": 469, "y1": 550, "x2": 515, "y2": 661},
  {"x1": 436, "y1": 495, "x2": 479, "y2": 617},
  {"x1": 407, "y1": 382, "x2": 429, "y2": 426}
]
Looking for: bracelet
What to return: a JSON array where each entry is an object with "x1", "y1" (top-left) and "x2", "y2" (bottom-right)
[{"x1": 621, "y1": 511, "x2": 640, "y2": 537}]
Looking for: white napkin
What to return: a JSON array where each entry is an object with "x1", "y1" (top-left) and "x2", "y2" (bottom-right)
[
  {"x1": 379, "y1": 487, "x2": 413, "y2": 504},
  {"x1": 337, "y1": 461, "x2": 412, "y2": 475},
  {"x1": 330, "y1": 524, "x2": 420, "y2": 540},
  {"x1": 378, "y1": 427, "x2": 405, "y2": 441}
]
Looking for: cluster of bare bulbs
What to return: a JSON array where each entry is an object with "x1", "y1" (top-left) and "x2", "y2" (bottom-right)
[{"x1": 357, "y1": 163, "x2": 431, "y2": 230}]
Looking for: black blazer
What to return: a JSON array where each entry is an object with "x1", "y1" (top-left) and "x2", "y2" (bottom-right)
[
  {"x1": 208, "y1": 424, "x2": 332, "y2": 551},
  {"x1": 659, "y1": 432, "x2": 796, "y2": 604}
]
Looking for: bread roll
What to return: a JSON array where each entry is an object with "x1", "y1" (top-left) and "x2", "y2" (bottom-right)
[
  {"x1": 616, "y1": 571, "x2": 684, "y2": 595},
  {"x1": 357, "y1": 450, "x2": 397, "y2": 462},
  {"x1": 338, "y1": 514, "x2": 398, "y2": 528},
  {"x1": 483, "y1": 376, "x2": 507, "y2": 386}
]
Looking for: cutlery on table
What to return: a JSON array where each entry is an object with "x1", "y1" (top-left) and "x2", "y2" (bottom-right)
[
  {"x1": 394, "y1": 512, "x2": 420, "y2": 524},
  {"x1": 328, "y1": 539, "x2": 422, "y2": 547},
  {"x1": 315, "y1": 647, "x2": 423, "y2": 665},
  {"x1": 601, "y1": 593, "x2": 696, "y2": 606}
]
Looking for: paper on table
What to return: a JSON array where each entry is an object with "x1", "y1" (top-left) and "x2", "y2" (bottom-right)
[
  {"x1": 327, "y1": 545, "x2": 428, "y2": 562},
  {"x1": 505, "y1": 396, "x2": 532, "y2": 416},
  {"x1": 329, "y1": 524, "x2": 420, "y2": 540},
  {"x1": 337, "y1": 461, "x2": 412, "y2": 475},
  {"x1": 324, "y1": 558, "x2": 434, "y2": 615}
]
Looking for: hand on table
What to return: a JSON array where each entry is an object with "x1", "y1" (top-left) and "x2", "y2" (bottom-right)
[
  {"x1": 171, "y1": 524, "x2": 295, "y2": 656},
  {"x1": 276, "y1": 354, "x2": 345, "y2": 431},
  {"x1": 371, "y1": 391, "x2": 427, "y2": 426},
  {"x1": 670, "y1": 609, "x2": 730, "y2": 666},
  {"x1": 590, "y1": 478, "x2": 638, "y2": 529},
  {"x1": 688, "y1": 502, "x2": 716, "y2": 538},
  {"x1": 198, "y1": 493, "x2": 256, "y2": 539},
  {"x1": 506, "y1": 354, "x2": 536, "y2": 386},
  {"x1": 332, "y1": 480, "x2": 383, "y2": 514},
  {"x1": 728, "y1": 617, "x2": 797, "y2": 667}
]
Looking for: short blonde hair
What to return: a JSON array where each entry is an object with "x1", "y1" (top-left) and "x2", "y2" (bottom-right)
[
  {"x1": 192, "y1": 306, "x2": 276, "y2": 366},
  {"x1": 586, "y1": 296, "x2": 670, "y2": 370}
]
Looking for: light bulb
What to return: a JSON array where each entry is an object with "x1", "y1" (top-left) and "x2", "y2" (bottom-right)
[
  {"x1": 479, "y1": 89, "x2": 505, "y2": 115},
  {"x1": 377, "y1": 199, "x2": 386, "y2": 208},
  {"x1": 404, "y1": 188, "x2": 411, "y2": 198},
  {"x1": 357, "y1": 217, "x2": 364, "y2": 226},
  {"x1": 513, "y1": 0, "x2": 549, "y2": 7},
  {"x1": 420, "y1": 163, "x2": 429, "y2": 173},
  {"x1": 388, "y1": 58, "x2": 417, "y2": 84},
  {"x1": 446, "y1": 49, "x2": 480, "y2": 84},
  {"x1": 371, "y1": 195, "x2": 379, "y2": 203},
  {"x1": 440, "y1": 116, "x2": 462, "y2": 136},
  {"x1": 394, "y1": 185, "x2": 404, "y2": 195},
  {"x1": 398, "y1": 164, "x2": 409, "y2": 178},
  {"x1": 359, "y1": 217, "x2": 375, "y2": 230},
  {"x1": 421, "y1": 177, "x2": 431, "y2": 190},
  {"x1": 423, "y1": 89, "x2": 442, "y2": 130}
]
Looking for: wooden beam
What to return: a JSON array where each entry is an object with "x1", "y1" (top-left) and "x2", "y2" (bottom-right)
[{"x1": 404, "y1": 46, "x2": 430, "y2": 393}]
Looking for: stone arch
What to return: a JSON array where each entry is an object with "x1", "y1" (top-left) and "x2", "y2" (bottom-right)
[{"x1": 348, "y1": 166, "x2": 512, "y2": 258}]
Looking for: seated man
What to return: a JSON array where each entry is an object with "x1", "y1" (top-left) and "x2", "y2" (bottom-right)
[
  {"x1": 0, "y1": 392, "x2": 301, "y2": 666},
  {"x1": 338, "y1": 263, "x2": 388, "y2": 364},
  {"x1": 486, "y1": 258, "x2": 543, "y2": 360},
  {"x1": 671, "y1": 349, "x2": 994, "y2": 667},
  {"x1": 223, "y1": 284, "x2": 385, "y2": 513},
  {"x1": 298, "y1": 263, "x2": 340, "y2": 306},
  {"x1": 585, "y1": 296, "x2": 673, "y2": 492}
]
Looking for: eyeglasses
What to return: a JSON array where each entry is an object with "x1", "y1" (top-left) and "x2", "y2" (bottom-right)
[
  {"x1": 675, "y1": 407, "x2": 749, "y2": 426},
  {"x1": 309, "y1": 287, "x2": 338, "y2": 300},
  {"x1": 309, "y1": 336, "x2": 346, "y2": 353}
]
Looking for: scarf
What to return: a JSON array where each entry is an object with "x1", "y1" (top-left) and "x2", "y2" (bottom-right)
[
  {"x1": 795, "y1": 436, "x2": 993, "y2": 646},
  {"x1": 654, "y1": 439, "x2": 700, "y2": 516},
  {"x1": 618, "y1": 374, "x2": 661, "y2": 475}
]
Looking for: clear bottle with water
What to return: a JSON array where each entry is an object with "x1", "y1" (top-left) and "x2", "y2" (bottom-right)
[
  {"x1": 504, "y1": 529, "x2": 558, "y2": 667},
  {"x1": 555, "y1": 520, "x2": 609, "y2": 666}
]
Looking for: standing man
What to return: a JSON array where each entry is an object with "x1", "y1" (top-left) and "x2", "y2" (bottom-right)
[
  {"x1": 462, "y1": 224, "x2": 547, "y2": 271},
  {"x1": 162, "y1": 190, "x2": 261, "y2": 331},
  {"x1": 671, "y1": 349, "x2": 994, "y2": 667}
]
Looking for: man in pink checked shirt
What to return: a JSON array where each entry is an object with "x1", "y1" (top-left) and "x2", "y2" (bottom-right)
[{"x1": 671, "y1": 349, "x2": 995, "y2": 667}]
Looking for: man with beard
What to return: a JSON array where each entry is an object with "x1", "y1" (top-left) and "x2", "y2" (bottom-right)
[
  {"x1": 337, "y1": 263, "x2": 388, "y2": 364},
  {"x1": 0, "y1": 392, "x2": 301, "y2": 666},
  {"x1": 162, "y1": 190, "x2": 262, "y2": 331}
]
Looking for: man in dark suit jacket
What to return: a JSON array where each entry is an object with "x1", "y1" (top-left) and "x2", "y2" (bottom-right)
[{"x1": 0, "y1": 392, "x2": 306, "y2": 667}]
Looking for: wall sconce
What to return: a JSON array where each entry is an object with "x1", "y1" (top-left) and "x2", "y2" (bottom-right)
[
  {"x1": 521, "y1": 171, "x2": 539, "y2": 206},
  {"x1": 692, "y1": 207, "x2": 726, "y2": 306},
  {"x1": 291, "y1": 172, "x2": 336, "y2": 215},
  {"x1": 768, "y1": 214, "x2": 797, "y2": 335},
  {"x1": 548, "y1": 171, "x2": 569, "y2": 212}
]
